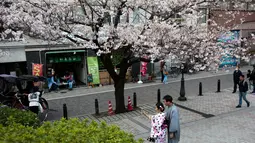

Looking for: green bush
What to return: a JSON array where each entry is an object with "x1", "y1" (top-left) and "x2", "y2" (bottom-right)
[
  {"x1": 0, "y1": 118, "x2": 143, "y2": 143},
  {"x1": 0, "y1": 107, "x2": 40, "y2": 127}
]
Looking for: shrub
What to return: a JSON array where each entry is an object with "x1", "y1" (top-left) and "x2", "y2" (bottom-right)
[
  {"x1": 0, "y1": 118, "x2": 143, "y2": 143},
  {"x1": 0, "y1": 107, "x2": 40, "y2": 127}
]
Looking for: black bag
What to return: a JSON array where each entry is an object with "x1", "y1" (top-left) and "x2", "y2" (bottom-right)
[{"x1": 147, "y1": 137, "x2": 155, "y2": 142}]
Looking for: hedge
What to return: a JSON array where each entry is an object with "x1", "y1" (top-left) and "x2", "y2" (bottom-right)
[
  {"x1": 0, "y1": 107, "x2": 40, "y2": 127},
  {"x1": 0, "y1": 118, "x2": 143, "y2": 143}
]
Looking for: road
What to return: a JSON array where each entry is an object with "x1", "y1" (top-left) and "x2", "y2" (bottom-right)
[{"x1": 46, "y1": 73, "x2": 235, "y2": 121}]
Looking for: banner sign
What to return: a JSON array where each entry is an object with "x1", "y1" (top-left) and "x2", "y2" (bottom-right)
[
  {"x1": 87, "y1": 57, "x2": 100, "y2": 84},
  {"x1": 140, "y1": 57, "x2": 148, "y2": 76},
  {"x1": 32, "y1": 63, "x2": 43, "y2": 76}
]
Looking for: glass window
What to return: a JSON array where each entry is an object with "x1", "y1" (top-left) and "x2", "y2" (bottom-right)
[
  {"x1": 198, "y1": 9, "x2": 207, "y2": 24},
  {"x1": 233, "y1": 3, "x2": 247, "y2": 10},
  {"x1": 248, "y1": 3, "x2": 255, "y2": 10},
  {"x1": 132, "y1": 8, "x2": 141, "y2": 24}
]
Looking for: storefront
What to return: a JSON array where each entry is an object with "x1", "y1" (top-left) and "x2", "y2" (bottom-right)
[
  {"x1": 0, "y1": 47, "x2": 27, "y2": 75},
  {"x1": 45, "y1": 50, "x2": 87, "y2": 85}
]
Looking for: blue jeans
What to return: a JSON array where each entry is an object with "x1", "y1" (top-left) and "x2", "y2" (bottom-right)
[
  {"x1": 163, "y1": 75, "x2": 168, "y2": 84},
  {"x1": 238, "y1": 92, "x2": 249, "y2": 106},
  {"x1": 67, "y1": 80, "x2": 73, "y2": 89},
  {"x1": 249, "y1": 80, "x2": 252, "y2": 90}
]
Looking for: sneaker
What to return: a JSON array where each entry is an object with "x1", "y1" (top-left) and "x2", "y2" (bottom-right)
[
  {"x1": 236, "y1": 105, "x2": 241, "y2": 108},
  {"x1": 247, "y1": 102, "x2": 250, "y2": 107},
  {"x1": 232, "y1": 91, "x2": 236, "y2": 93}
]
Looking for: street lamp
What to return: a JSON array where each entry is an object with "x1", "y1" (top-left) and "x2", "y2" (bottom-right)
[{"x1": 178, "y1": 63, "x2": 187, "y2": 101}]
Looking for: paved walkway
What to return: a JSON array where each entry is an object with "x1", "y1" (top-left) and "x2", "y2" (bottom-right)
[{"x1": 75, "y1": 88, "x2": 255, "y2": 143}]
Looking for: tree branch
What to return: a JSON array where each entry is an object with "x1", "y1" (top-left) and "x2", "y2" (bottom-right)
[
  {"x1": 24, "y1": 0, "x2": 47, "y2": 12},
  {"x1": 114, "y1": 1, "x2": 127, "y2": 28},
  {"x1": 59, "y1": 27, "x2": 90, "y2": 41}
]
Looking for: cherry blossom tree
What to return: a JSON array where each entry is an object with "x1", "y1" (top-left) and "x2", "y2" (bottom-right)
[{"x1": 0, "y1": 0, "x2": 250, "y2": 113}]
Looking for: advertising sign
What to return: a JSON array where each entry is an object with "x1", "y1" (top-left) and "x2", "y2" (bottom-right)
[
  {"x1": 217, "y1": 30, "x2": 240, "y2": 68},
  {"x1": 32, "y1": 63, "x2": 43, "y2": 76},
  {"x1": 140, "y1": 56, "x2": 148, "y2": 76},
  {"x1": 87, "y1": 57, "x2": 100, "y2": 84}
]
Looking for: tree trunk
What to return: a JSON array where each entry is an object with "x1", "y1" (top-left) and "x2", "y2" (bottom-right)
[
  {"x1": 114, "y1": 77, "x2": 126, "y2": 113},
  {"x1": 99, "y1": 54, "x2": 128, "y2": 113}
]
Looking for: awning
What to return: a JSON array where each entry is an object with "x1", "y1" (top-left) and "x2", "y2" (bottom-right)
[{"x1": 45, "y1": 50, "x2": 85, "y2": 55}]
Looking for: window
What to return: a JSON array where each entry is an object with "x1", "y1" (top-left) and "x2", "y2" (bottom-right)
[
  {"x1": 132, "y1": 8, "x2": 141, "y2": 24},
  {"x1": 103, "y1": 12, "x2": 111, "y2": 25},
  {"x1": 233, "y1": 2, "x2": 247, "y2": 10},
  {"x1": 248, "y1": 3, "x2": 255, "y2": 10},
  {"x1": 198, "y1": 8, "x2": 207, "y2": 24}
]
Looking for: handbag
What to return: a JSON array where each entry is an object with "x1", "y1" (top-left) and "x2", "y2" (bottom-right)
[{"x1": 147, "y1": 137, "x2": 155, "y2": 142}]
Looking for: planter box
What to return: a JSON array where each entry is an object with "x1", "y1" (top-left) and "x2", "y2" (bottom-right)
[
  {"x1": 99, "y1": 69, "x2": 132, "y2": 85},
  {"x1": 99, "y1": 70, "x2": 114, "y2": 85}
]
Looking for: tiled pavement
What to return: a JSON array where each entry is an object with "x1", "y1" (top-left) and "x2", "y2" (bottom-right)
[
  {"x1": 180, "y1": 107, "x2": 255, "y2": 143},
  {"x1": 75, "y1": 88, "x2": 255, "y2": 143}
]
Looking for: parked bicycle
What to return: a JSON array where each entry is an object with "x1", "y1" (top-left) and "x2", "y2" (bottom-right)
[{"x1": 0, "y1": 74, "x2": 49, "y2": 122}]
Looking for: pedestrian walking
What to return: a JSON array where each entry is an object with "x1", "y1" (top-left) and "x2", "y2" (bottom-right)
[
  {"x1": 163, "y1": 65, "x2": 168, "y2": 84},
  {"x1": 142, "y1": 102, "x2": 167, "y2": 143},
  {"x1": 232, "y1": 65, "x2": 242, "y2": 93},
  {"x1": 247, "y1": 70, "x2": 252, "y2": 90},
  {"x1": 251, "y1": 65, "x2": 255, "y2": 93},
  {"x1": 163, "y1": 95, "x2": 180, "y2": 143},
  {"x1": 236, "y1": 75, "x2": 250, "y2": 108},
  {"x1": 160, "y1": 60, "x2": 166, "y2": 83}
]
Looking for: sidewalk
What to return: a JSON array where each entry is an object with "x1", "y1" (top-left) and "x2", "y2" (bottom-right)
[
  {"x1": 75, "y1": 87, "x2": 255, "y2": 143},
  {"x1": 45, "y1": 66, "x2": 251, "y2": 100}
]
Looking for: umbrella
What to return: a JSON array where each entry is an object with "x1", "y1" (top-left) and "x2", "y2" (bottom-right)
[{"x1": 0, "y1": 74, "x2": 17, "y2": 83}]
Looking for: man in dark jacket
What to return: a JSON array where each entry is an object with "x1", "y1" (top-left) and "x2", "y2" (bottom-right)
[
  {"x1": 236, "y1": 74, "x2": 250, "y2": 108},
  {"x1": 233, "y1": 66, "x2": 242, "y2": 93}
]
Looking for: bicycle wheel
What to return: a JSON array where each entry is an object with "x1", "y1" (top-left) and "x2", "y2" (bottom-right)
[
  {"x1": 39, "y1": 98, "x2": 49, "y2": 121},
  {"x1": 40, "y1": 98, "x2": 49, "y2": 110}
]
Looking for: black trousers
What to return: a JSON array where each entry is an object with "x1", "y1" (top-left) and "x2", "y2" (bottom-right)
[
  {"x1": 161, "y1": 71, "x2": 164, "y2": 82},
  {"x1": 50, "y1": 83, "x2": 58, "y2": 91},
  {"x1": 233, "y1": 82, "x2": 238, "y2": 92},
  {"x1": 29, "y1": 106, "x2": 39, "y2": 114}
]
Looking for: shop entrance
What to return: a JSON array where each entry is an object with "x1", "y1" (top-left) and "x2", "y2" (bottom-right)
[{"x1": 45, "y1": 50, "x2": 87, "y2": 86}]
